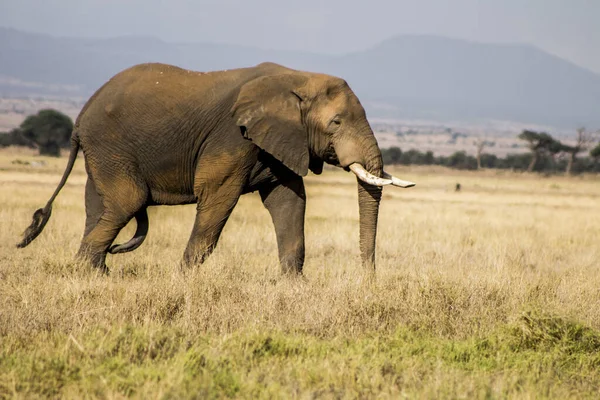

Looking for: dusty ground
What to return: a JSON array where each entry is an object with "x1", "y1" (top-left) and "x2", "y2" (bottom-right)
[{"x1": 1, "y1": 148, "x2": 600, "y2": 398}]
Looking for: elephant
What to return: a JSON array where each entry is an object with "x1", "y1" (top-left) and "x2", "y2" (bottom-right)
[{"x1": 17, "y1": 62, "x2": 415, "y2": 274}]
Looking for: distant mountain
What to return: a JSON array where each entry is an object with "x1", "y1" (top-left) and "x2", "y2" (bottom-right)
[
  {"x1": 1, "y1": 27, "x2": 599, "y2": 128},
  {"x1": 331, "y1": 36, "x2": 600, "y2": 128},
  {"x1": 0, "y1": 27, "x2": 327, "y2": 94}
]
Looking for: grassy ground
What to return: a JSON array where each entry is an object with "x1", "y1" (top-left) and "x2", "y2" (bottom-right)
[{"x1": 1, "y1": 148, "x2": 600, "y2": 398}]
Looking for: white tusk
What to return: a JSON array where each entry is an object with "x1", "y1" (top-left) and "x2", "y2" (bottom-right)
[
  {"x1": 383, "y1": 171, "x2": 416, "y2": 188},
  {"x1": 349, "y1": 163, "x2": 392, "y2": 186}
]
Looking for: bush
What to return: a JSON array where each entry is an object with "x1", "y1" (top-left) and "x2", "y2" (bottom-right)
[
  {"x1": 0, "y1": 129, "x2": 36, "y2": 148},
  {"x1": 381, "y1": 147, "x2": 402, "y2": 165},
  {"x1": 18, "y1": 109, "x2": 73, "y2": 156},
  {"x1": 444, "y1": 151, "x2": 477, "y2": 170}
]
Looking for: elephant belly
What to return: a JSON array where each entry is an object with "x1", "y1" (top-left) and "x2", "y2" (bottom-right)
[
  {"x1": 138, "y1": 147, "x2": 199, "y2": 205},
  {"x1": 148, "y1": 189, "x2": 197, "y2": 206},
  {"x1": 143, "y1": 167, "x2": 198, "y2": 205},
  {"x1": 145, "y1": 170, "x2": 198, "y2": 205}
]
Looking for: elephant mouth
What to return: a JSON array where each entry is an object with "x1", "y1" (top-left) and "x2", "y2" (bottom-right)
[
  {"x1": 349, "y1": 163, "x2": 416, "y2": 188},
  {"x1": 322, "y1": 145, "x2": 341, "y2": 167}
]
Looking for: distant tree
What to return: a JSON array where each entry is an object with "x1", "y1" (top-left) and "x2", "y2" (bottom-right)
[
  {"x1": 0, "y1": 128, "x2": 36, "y2": 148},
  {"x1": 480, "y1": 153, "x2": 499, "y2": 169},
  {"x1": 423, "y1": 151, "x2": 434, "y2": 165},
  {"x1": 545, "y1": 139, "x2": 570, "y2": 173},
  {"x1": 19, "y1": 109, "x2": 73, "y2": 156},
  {"x1": 473, "y1": 137, "x2": 495, "y2": 170},
  {"x1": 0, "y1": 132, "x2": 8, "y2": 147},
  {"x1": 497, "y1": 153, "x2": 532, "y2": 171},
  {"x1": 591, "y1": 142, "x2": 600, "y2": 162},
  {"x1": 446, "y1": 151, "x2": 477, "y2": 170},
  {"x1": 564, "y1": 127, "x2": 597, "y2": 175},
  {"x1": 382, "y1": 146, "x2": 402, "y2": 165},
  {"x1": 518, "y1": 130, "x2": 557, "y2": 172},
  {"x1": 400, "y1": 149, "x2": 426, "y2": 165}
]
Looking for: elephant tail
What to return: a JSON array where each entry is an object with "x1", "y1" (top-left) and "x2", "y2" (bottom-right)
[
  {"x1": 17, "y1": 134, "x2": 80, "y2": 248},
  {"x1": 108, "y1": 208, "x2": 149, "y2": 254}
]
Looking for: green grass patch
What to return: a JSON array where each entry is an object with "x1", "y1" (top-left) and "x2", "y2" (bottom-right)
[{"x1": 1, "y1": 311, "x2": 600, "y2": 398}]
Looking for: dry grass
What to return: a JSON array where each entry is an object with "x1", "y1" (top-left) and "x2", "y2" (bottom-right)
[{"x1": 1, "y1": 149, "x2": 600, "y2": 398}]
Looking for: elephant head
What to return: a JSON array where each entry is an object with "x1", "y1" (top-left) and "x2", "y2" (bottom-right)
[{"x1": 232, "y1": 69, "x2": 414, "y2": 269}]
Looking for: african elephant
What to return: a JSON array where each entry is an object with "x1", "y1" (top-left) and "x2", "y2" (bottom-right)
[{"x1": 17, "y1": 62, "x2": 414, "y2": 274}]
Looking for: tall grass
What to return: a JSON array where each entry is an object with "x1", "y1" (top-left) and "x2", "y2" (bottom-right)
[{"x1": 1, "y1": 150, "x2": 600, "y2": 398}]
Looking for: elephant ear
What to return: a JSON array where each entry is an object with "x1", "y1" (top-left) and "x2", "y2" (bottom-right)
[{"x1": 232, "y1": 74, "x2": 310, "y2": 176}]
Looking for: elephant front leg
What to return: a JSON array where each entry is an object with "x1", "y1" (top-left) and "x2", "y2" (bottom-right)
[{"x1": 259, "y1": 177, "x2": 306, "y2": 275}]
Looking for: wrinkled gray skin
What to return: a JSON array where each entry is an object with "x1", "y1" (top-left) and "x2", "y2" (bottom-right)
[{"x1": 18, "y1": 62, "x2": 385, "y2": 274}]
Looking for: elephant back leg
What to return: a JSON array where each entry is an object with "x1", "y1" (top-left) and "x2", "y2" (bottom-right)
[
  {"x1": 76, "y1": 161, "x2": 148, "y2": 272},
  {"x1": 83, "y1": 177, "x2": 103, "y2": 237},
  {"x1": 183, "y1": 142, "x2": 259, "y2": 267}
]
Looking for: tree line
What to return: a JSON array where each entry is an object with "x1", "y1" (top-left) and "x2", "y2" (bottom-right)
[{"x1": 382, "y1": 129, "x2": 600, "y2": 174}]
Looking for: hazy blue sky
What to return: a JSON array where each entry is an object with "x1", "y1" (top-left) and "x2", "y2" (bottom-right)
[{"x1": 1, "y1": 0, "x2": 599, "y2": 73}]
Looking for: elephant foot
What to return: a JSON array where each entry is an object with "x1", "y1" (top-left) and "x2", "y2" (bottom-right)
[
  {"x1": 180, "y1": 255, "x2": 205, "y2": 271},
  {"x1": 94, "y1": 264, "x2": 110, "y2": 276},
  {"x1": 280, "y1": 265, "x2": 307, "y2": 283},
  {"x1": 76, "y1": 245, "x2": 109, "y2": 275},
  {"x1": 279, "y1": 256, "x2": 304, "y2": 276},
  {"x1": 288, "y1": 272, "x2": 308, "y2": 284}
]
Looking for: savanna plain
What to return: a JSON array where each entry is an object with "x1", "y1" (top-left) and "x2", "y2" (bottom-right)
[{"x1": 1, "y1": 148, "x2": 600, "y2": 399}]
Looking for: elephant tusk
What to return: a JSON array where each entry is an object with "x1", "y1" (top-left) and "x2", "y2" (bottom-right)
[
  {"x1": 383, "y1": 171, "x2": 416, "y2": 188},
  {"x1": 349, "y1": 163, "x2": 392, "y2": 186}
]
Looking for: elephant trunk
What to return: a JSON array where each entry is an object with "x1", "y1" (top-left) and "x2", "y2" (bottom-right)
[
  {"x1": 334, "y1": 126, "x2": 415, "y2": 270},
  {"x1": 355, "y1": 138, "x2": 383, "y2": 270}
]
